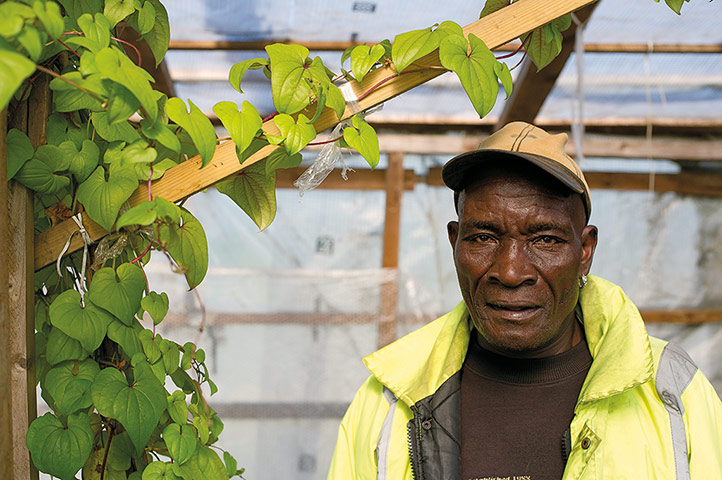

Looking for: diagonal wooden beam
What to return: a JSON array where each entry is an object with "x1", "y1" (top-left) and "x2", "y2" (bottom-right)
[
  {"x1": 494, "y1": 2, "x2": 598, "y2": 129},
  {"x1": 34, "y1": 0, "x2": 598, "y2": 271}
]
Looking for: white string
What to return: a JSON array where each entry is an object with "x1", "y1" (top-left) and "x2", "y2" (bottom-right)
[
  {"x1": 56, "y1": 213, "x2": 93, "y2": 297},
  {"x1": 570, "y1": 12, "x2": 586, "y2": 165}
]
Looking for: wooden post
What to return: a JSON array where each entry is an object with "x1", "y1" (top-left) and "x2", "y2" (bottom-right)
[
  {"x1": 1, "y1": 73, "x2": 49, "y2": 480},
  {"x1": 378, "y1": 152, "x2": 404, "y2": 348}
]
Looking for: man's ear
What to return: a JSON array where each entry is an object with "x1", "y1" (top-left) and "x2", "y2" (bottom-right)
[
  {"x1": 580, "y1": 225, "x2": 598, "y2": 275},
  {"x1": 447, "y1": 221, "x2": 459, "y2": 252}
]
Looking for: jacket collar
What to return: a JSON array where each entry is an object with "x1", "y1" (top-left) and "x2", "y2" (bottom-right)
[{"x1": 363, "y1": 275, "x2": 654, "y2": 408}]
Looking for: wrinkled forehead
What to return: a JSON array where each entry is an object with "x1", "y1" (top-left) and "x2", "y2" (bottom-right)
[{"x1": 455, "y1": 161, "x2": 587, "y2": 227}]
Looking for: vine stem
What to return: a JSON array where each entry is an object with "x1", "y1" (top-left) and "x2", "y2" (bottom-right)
[
  {"x1": 34, "y1": 64, "x2": 106, "y2": 104},
  {"x1": 495, "y1": 33, "x2": 531, "y2": 60},
  {"x1": 100, "y1": 423, "x2": 114, "y2": 480},
  {"x1": 130, "y1": 241, "x2": 153, "y2": 264},
  {"x1": 56, "y1": 37, "x2": 81, "y2": 58},
  {"x1": 307, "y1": 134, "x2": 343, "y2": 146},
  {"x1": 111, "y1": 36, "x2": 142, "y2": 68}
]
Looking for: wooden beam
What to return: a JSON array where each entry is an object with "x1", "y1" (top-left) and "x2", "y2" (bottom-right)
[
  {"x1": 35, "y1": 0, "x2": 599, "y2": 271},
  {"x1": 495, "y1": 2, "x2": 598, "y2": 129},
  {"x1": 169, "y1": 39, "x2": 722, "y2": 54},
  {"x1": 426, "y1": 166, "x2": 722, "y2": 197},
  {"x1": 349, "y1": 132, "x2": 722, "y2": 162},
  {"x1": 378, "y1": 153, "x2": 404, "y2": 348},
  {"x1": 365, "y1": 116, "x2": 722, "y2": 137},
  {"x1": 640, "y1": 309, "x2": 722, "y2": 324}
]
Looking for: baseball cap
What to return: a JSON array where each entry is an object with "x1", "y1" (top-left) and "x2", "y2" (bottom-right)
[{"x1": 442, "y1": 122, "x2": 591, "y2": 219}]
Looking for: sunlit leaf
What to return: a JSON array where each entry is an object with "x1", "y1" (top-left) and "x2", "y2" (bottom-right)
[
  {"x1": 0, "y1": 49, "x2": 39, "y2": 111},
  {"x1": 46, "y1": 326, "x2": 89, "y2": 365},
  {"x1": 266, "y1": 43, "x2": 312, "y2": 114},
  {"x1": 141, "y1": 291, "x2": 169, "y2": 325},
  {"x1": 213, "y1": 100, "x2": 262, "y2": 154},
  {"x1": 350, "y1": 44, "x2": 385, "y2": 82},
  {"x1": 166, "y1": 97, "x2": 217, "y2": 168},
  {"x1": 103, "y1": 0, "x2": 135, "y2": 27},
  {"x1": 59, "y1": 139, "x2": 100, "y2": 183},
  {"x1": 141, "y1": 0, "x2": 170, "y2": 67},
  {"x1": 272, "y1": 113, "x2": 316, "y2": 155},
  {"x1": 439, "y1": 33, "x2": 499, "y2": 118},
  {"x1": 228, "y1": 57, "x2": 268, "y2": 94},
  {"x1": 343, "y1": 114, "x2": 379, "y2": 168},
  {"x1": 521, "y1": 14, "x2": 571, "y2": 71},
  {"x1": 96, "y1": 46, "x2": 157, "y2": 120},
  {"x1": 480, "y1": 0, "x2": 511, "y2": 18},
  {"x1": 163, "y1": 423, "x2": 198, "y2": 465},
  {"x1": 391, "y1": 21, "x2": 463, "y2": 73}
]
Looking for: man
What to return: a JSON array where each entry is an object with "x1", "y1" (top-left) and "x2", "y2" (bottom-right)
[{"x1": 327, "y1": 122, "x2": 722, "y2": 479}]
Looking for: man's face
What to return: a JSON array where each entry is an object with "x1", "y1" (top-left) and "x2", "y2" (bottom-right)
[{"x1": 447, "y1": 167, "x2": 597, "y2": 358}]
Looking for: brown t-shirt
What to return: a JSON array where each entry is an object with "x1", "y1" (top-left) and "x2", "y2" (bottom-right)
[{"x1": 460, "y1": 333, "x2": 592, "y2": 480}]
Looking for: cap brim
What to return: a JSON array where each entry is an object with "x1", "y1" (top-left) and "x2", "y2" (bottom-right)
[{"x1": 442, "y1": 149, "x2": 586, "y2": 195}]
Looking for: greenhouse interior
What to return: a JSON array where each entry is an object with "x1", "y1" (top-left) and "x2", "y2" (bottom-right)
[{"x1": 2, "y1": 0, "x2": 722, "y2": 478}]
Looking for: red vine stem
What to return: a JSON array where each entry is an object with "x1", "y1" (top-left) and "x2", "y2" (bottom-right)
[
  {"x1": 495, "y1": 33, "x2": 531, "y2": 60},
  {"x1": 263, "y1": 111, "x2": 278, "y2": 122},
  {"x1": 130, "y1": 242, "x2": 153, "y2": 264},
  {"x1": 99, "y1": 423, "x2": 114, "y2": 480},
  {"x1": 111, "y1": 36, "x2": 142, "y2": 68},
  {"x1": 147, "y1": 164, "x2": 154, "y2": 201},
  {"x1": 308, "y1": 134, "x2": 343, "y2": 146},
  {"x1": 56, "y1": 37, "x2": 81, "y2": 58}
]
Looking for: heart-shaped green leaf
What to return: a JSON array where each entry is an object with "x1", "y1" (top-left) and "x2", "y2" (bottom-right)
[
  {"x1": 159, "y1": 338, "x2": 180, "y2": 374},
  {"x1": 141, "y1": 116, "x2": 182, "y2": 154},
  {"x1": 77, "y1": 164, "x2": 138, "y2": 232},
  {"x1": 26, "y1": 412, "x2": 94, "y2": 480},
  {"x1": 103, "y1": 0, "x2": 135, "y2": 27},
  {"x1": 172, "y1": 446, "x2": 227, "y2": 480},
  {"x1": 343, "y1": 115, "x2": 379, "y2": 168},
  {"x1": 59, "y1": 139, "x2": 100, "y2": 183},
  {"x1": 91, "y1": 354, "x2": 168, "y2": 454},
  {"x1": 494, "y1": 61, "x2": 513, "y2": 98},
  {"x1": 70, "y1": 13, "x2": 111, "y2": 52},
  {"x1": 141, "y1": 291, "x2": 169, "y2": 325},
  {"x1": 92, "y1": 111, "x2": 142, "y2": 143},
  {"x1": 106, "y1": 81, "x2": 141, "y2": 124},
  {"x1": 392, "y1": 21, "x2": 463, "y2": 73},
  {"x1": 272, "y1": 113, "x2": 316, "y2": 156},
  {"x1": 107, "y1": 318, "x2": 143, "y2": 357},
  {"x1": 167, "y1": 391, "x2": 189, "y2": 424},
  {"x1": 6, "y1": 128, "x2": 35, "y2": 180},
  {"x1": 46, "y1": 327, "x2": 89, "y2": 366},
  {"x1": 33, "y1": 1, "x2": 64, "y2": 38},
  {"x1": 0, "y1": 47, "x2": 35, "y2": 112},
  {"x1": 135, "y1": 157, "x2": 177, "y2": 182},
  {"x1": 350, "y1": 44, "x2": 385, "y2": 82},
  {"x1": 49, "y1": 289, "x2": 114, "y2": 352},
  {"x1": 228, "y1": 57, "x2": 268, "y2": 94},
  {"x1": 166, "y1": 97, "x2": 217, "y2": 167},
  {"x1": 266, "y1": 43, "x2": 313, "y2": 115},
  {"x1": 136, "y1": 0, "x2": 156, "y2": 34},
  {"x1": 158, "y1": 208, "x2": 208, "y2": 289},
  {"x1": 139, "y1": 329, "x2": 162, "y2": 363},
  {"x1": 14, "y1": 155, "x2": 70, "y2": 195},
  {"x1": 139, "y1": 0, "x2": 169, "y2": 67},
  {"x1": 17, "y1": 24, "x2": 43, "y2": 62},
  {"x1": 264, "y1": 147, "x2": 302, "y2": 176},
  {"x1": 143, "y1": 461, "x2": 182, "y2": 480},
  {"x1": 116, "y1": 197, "x2": 181, "y2": 230},
  {"x1": 87, "y1": 263, "x2": 146, "y2": 324},
  {"x1": 216, "y1": 161, "x2": 276, "y2": 231},
  {"x1": 439, "y1": 33, "x2": 499, "y2": 118},
  {"x1": 163, "y1": 423, "x2": 198, "y2": 465},
  {"x1": 522, "y1": 14, "x2": 571, "y2": 70},
  {"x1": 480, "y1": 0, "x2": 511, "y2": 18},
  {"x1": 213, "y1": 100, "x2": 262, "y2": 154},
  {"x1": 96, "y1": 46, "x2": 157, "y2": 120},
  {"x1": 121, "y1": 140, "x2": 157, "y2": 165},
  {"x1": 45, "y1": 359, "x2": 100, "y2": 415}
]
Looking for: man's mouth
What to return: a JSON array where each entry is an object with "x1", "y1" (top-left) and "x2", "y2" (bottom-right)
[{"x1": 486, "y1": 302, "x2": 541, "y2": 320}]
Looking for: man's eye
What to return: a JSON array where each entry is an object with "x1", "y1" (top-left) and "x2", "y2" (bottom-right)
[
  {"x1": 538, "y1": 235, "x2": 559, "y2": 245},
  {"x1": 473, "y1": 234, "x2": 493, "y2": 242}
]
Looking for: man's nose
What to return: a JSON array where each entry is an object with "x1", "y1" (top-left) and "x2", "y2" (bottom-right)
[{"x1": 487, "y1": 240, "x2": 536, "y2": 287}]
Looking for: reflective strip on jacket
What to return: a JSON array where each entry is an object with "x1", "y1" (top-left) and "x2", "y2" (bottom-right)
[{"x1": 327, "y1": 275, "x2": 722, "y2": 479}]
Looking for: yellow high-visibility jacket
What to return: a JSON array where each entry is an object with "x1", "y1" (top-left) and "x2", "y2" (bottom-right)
[{"x1": 328, "y1": 275, "x2": 722, "y2": 479}]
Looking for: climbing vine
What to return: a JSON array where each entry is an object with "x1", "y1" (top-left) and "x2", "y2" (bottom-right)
[{"x1": 1, "y1": 0, "x2": 692, "y2": 478}]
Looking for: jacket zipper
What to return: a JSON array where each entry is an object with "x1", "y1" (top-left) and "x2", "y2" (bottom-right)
[{"x1": 407, "y1": 406, "x2": 423, "y2": 480}]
